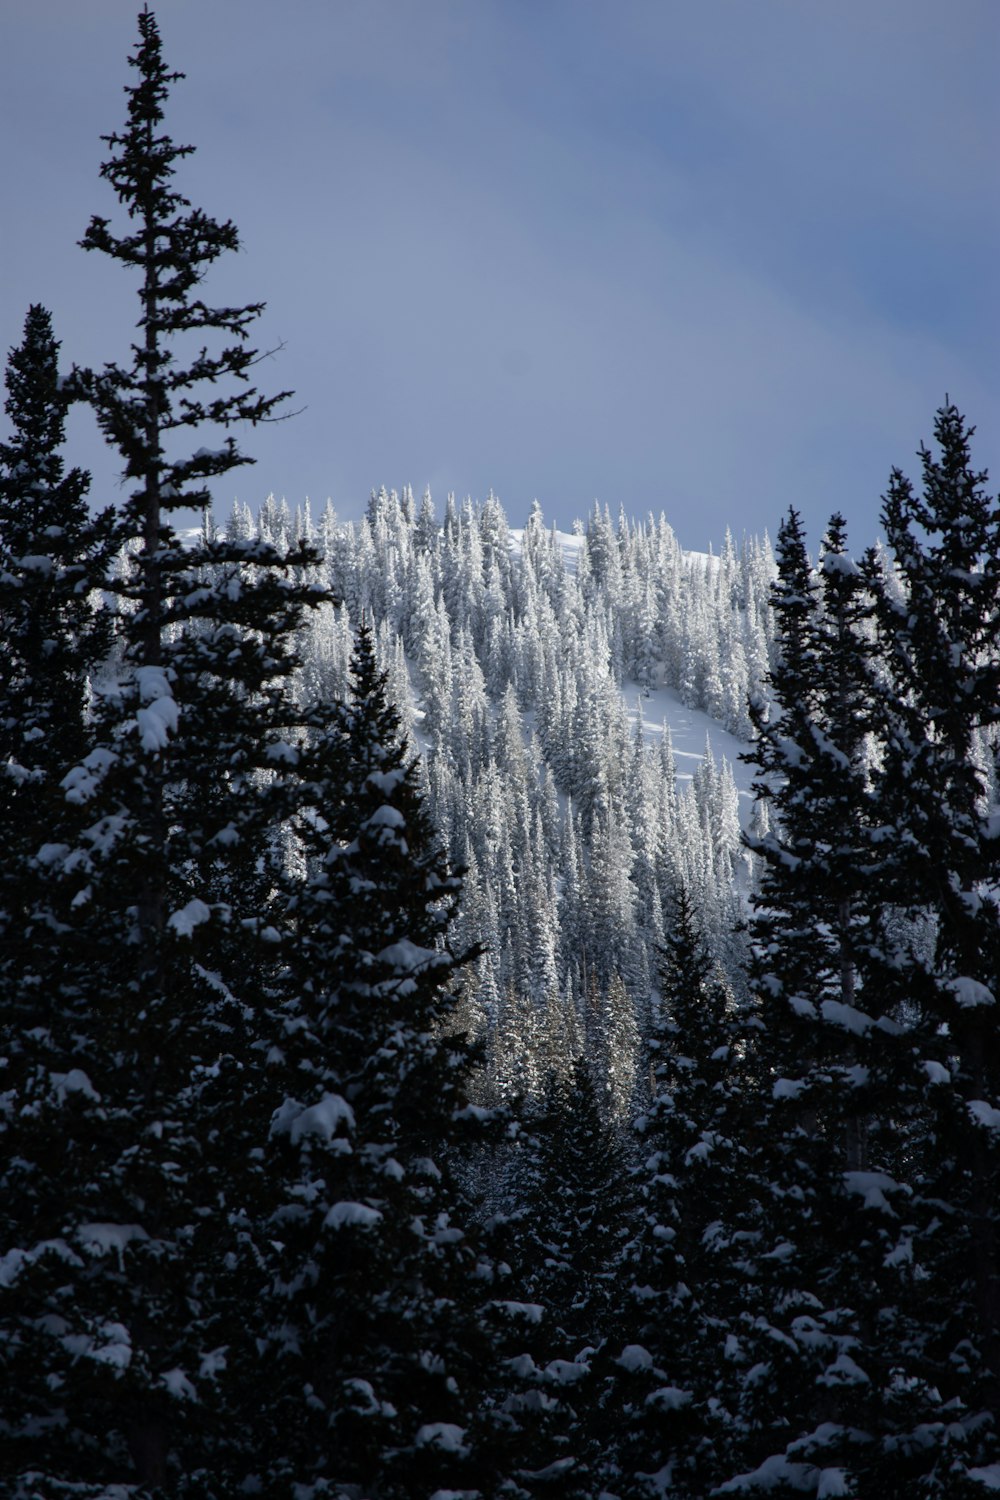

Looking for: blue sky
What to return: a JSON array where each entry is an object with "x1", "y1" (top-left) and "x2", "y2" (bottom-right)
[{"x1": 2, "y1": 0, "x2": 997, "y2": 551}]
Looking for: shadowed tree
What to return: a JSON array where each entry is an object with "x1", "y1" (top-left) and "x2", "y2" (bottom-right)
[{"x1": 0, "y1": 14, "x2": 325, "y2": 1494}]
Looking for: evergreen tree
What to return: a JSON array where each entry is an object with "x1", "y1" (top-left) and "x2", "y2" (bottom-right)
[
  {"x1": 861, "y1": 404, "x2": 1000, "y2": 1484},
  {"x1": 0, "y1": 303, "x2": 113, "y2": 780},
  {"x1": 523, "y1": 1060, "x2": 634, "y2": 1354},
  {"x1": 717, "y1": 507, "x2": 900, "y2": 1494},
  {"x1": 721, "y1": 477, "x2": 1000, "y2": 1494},
  {"x1": 259, "y1": 622, "x2": 501, "y2": 1498},
  {"x1": 614, "y1": 888, "x2": 751, "y2": 1497},
  {"x1": 497, "y1": 1059, "x2": 636, "y2": 1499},
  {"x1": 0, "y1": 15, "x2": 322, "y2": 1493},
  {"x1": 0, "y1": 303, "x2": 115, "y2": 1062}
]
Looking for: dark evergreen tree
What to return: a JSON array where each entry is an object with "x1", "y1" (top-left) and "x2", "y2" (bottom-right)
[
  {"x1": 488, "y1": 1059, "x2": 637, "y2": 1500},
  {"x1": 521, "y1": 1060, "x2": 633, "y2": 1354},
  {"x1": 0, "y1": 15, "x2": 322, "y2": 1494},
  {"x1": 718, "y1": 480, "x2": 1000, "y2": 1495},
  {"x1": 860, "y1": 404, "x2": 1000, "y2": 1486},
  {"x1": 0, "y1": 303, "x2": 112, "y2": 779},
  {"x1": 615, "y1": 888, "x2": 752, "y2": 1497},
  {"x1": 0, "y1": 302, "x2": 115, "y2": 1052},
  {"x1": 713, "y1": 508, "x2": 907, "y2": 1495},
  {"x1": 258, "y1": 621, "x2": 502, "y2": 1498}
]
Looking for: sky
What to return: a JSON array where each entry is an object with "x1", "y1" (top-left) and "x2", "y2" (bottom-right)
[{"x1": 1, "y1": 0, "x2": 997, "y2": 553}]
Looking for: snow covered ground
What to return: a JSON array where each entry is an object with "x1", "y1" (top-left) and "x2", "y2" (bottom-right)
[
  {"x1": 508, "y1": 527, "x2": 756, "y2": 825},
  {"x1": 621, "y1": 679, "x2": 755, "y2": 825}
]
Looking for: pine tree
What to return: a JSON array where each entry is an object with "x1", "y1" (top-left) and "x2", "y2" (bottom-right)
[
  {"x1": 721, "y1": 473, "x2": 1000, "y2": 1494},
  {"x1": 497, "y1": 1058, "x2": 636, "y2": 1499},
  {"x1": 614, "y1": 888, "x2": 751, "y2": 1497},
  {"x1": 0, "y1": 304, "x2": 113, "y2": 779},
  {"x1": 860, "y1": 404, "x2": 1000, "y2": 1485},
  {"x1": 0, "y1": 303, "x2": 115, "y2": 1049},
  {"x1": 258, "y1": 622, "x2": 501, "y2": 1498},
  {"x1": 718, "y1": 507, "x2": 913, "y2": 1494},
  {"x1": 0, "y1": 15, "x2": 322, "y2": 1493}
]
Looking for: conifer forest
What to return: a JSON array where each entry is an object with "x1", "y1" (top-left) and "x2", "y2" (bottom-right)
[{"x1": 4, "y1": 12, "x2": 1000, "y2": 1499}]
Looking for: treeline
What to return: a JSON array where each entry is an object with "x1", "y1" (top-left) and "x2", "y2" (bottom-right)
[{"x1": 2, "y1": 11, "x2": 1000, "y2": 1499}]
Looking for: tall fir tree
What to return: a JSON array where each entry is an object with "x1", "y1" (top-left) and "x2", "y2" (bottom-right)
[
  {"x1": 720, "y1": 507, "x2": 923, "y2": 1496},
  {"x1": 0, "y1": 302, "x2": 115, "y2": 1052},
  {"x1": 614, "y1": 887, "x2": 752, "y2": 1498},
  {"x1": 0, "y1": 14, "x2": 323, "y2": 1494},
  {"x1": 0, "y1": 303, "x2": 113, "y2": 781},
  {"x1": 860, "y1": 404, "x2": 1000, "y2": 1487},
  {"x1": 257, "y1": 621, "x2": 504, "y2": 1498}
]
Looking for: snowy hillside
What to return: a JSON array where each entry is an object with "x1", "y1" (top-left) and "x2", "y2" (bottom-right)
[{"x1": 221, "y1": 487, "x2": 773, "y2": 1106}]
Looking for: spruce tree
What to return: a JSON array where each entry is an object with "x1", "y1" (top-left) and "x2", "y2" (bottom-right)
[
  {"x1": 0, "y1": 303, "x2": 113, "y2": 779},
  {"x1": 0, "y1": 302, "x2": 115, "y2": 1031},
  {"x1": 615, "y1": 888, "x2": 751, "y2": 1497},
  {"x1": 497, "y1": 1059, "x2": 636, "y2": 1499},
  {"x1": 0, "y1": 14, "x2": 322, "y2": 1493},
  {"x1": 258, "y1": 621, "x2": 501, "y2": 1498},
  {"x1": 719, "y1": 508, "x2": 915, "y2": 1495},
  {"x1": 861, "y1": 404, "x2": 1000, "y2": 1486}
]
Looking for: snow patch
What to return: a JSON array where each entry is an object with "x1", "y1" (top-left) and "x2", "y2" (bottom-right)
[
  {"x1": 136, "y1": 697, "x2": 179, "y2": 752},
  {"x1": 50, "y1": 1068, "x2": 101, "y2": 1103},
  {"x1": 168, "y1": 898, "x2": 212, "y2": 938},
  {"x1": 77, "y1": 1222, "x2": 149, "y2": 1260},
  {"x1": 494, "y1": 1301, "x2": 544, "y2": 1323},
  {"x1": 645, "y1": 1386, "x2": 692, "y2": 1410},
  {"x1": 271, "y1": 1093, "x2": 355, "y2": 1145},
  {"x1": 819, "y1": 1354, "x2": 869, "y2": 1386},
  {"x1": 377, "y1": 938, "x2": 444, "y2": 971},
  {"x1": 162, "y1": 1367, "x2": 198, "y2": 1401},
  {"x1": 843, "y1": 1171, "x2": 904, "y2": 1212},
  {"x1": 0, "y1": 1238, "x2": 82, "y2": 1287},
  {"x1": 968, "y1": 1100, "x2": 1000, "y2": 1132},
  {"x1": 265, "y1": 739, "x2": 299, "y2": 765},
  {"x1": 617, "y1": 1344, "x2": 654, "y2": 1372},
  {"x1": 416, "y1": 1423, "x2": 468, "y2": 1455},
  {"x1": 817, "y1": 1471, "x2": 850, "y2": 1499},
  {"x1": 820, "y1": 1000, "x2": 872, "y2": 1036},
  {"x1": 324, "y1": 1201, "x2": 382, "y2": 1230},
  {"x1": 543, "y1": 1358, "x2": 589, "y2": 1383},
  {"x1": 366, "y1": 804, "x2": 406, "y2": 829},
  {"x1": 949, "y1": 976, "x2": 995, "y2": 1008},
  {"x1": 717, "y1": 1454, "x2": 817, "y2": 1492},
  {"x1": 134, "y1": 666, "x2": 173, "y2": 703},
  {"x1": 64, "y1": 1320, "x2": 133, "y2": 1370}
]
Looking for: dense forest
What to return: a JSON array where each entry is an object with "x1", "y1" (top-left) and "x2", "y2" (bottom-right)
[{"x1": 2, "y1": 12, "x2": 1000, "y2": 1498}]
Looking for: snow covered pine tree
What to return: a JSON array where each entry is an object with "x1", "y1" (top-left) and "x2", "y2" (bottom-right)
[
  {"x1": 615, "y1": 886, "x2": 754, "y2": 1498},
  {"x1": 0, "y1": 302, "x2": 114, "y2": 1063},
  {"x1": 859, "y1": 405, "x2": 1000, "y2": 1491},
  {"x1": 0, "y1": 13, "x2": 325, "y2": 1494},
  {"x1": 258, "y1": 621, "x2": 506, "y2": 1499},
  {"x1": 721, "y1": 506, "x2": 905, "y2": 1495}
]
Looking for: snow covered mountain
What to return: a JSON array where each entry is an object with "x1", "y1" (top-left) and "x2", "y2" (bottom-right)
[{"x1": 222, "y1": 487, "x2": 776, "y2": 1107}]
